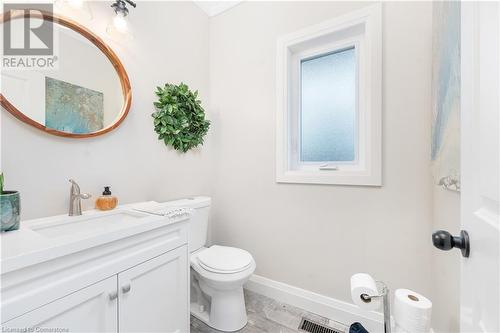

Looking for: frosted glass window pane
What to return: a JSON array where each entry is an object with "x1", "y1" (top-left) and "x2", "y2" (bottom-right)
[{"x1": 300, "y1": 47, "x2": 356, "y2": 162}]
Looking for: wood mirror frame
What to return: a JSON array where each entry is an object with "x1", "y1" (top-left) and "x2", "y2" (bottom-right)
[{"x1": 0, "y1": 10, "x2": 132, "y2": 138}]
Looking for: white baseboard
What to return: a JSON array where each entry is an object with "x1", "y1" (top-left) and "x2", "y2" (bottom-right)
[{"x1": 245, "y1": 274, "x2": 384, "y2": 333}]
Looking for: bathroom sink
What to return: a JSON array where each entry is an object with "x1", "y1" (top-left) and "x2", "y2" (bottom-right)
[{"x1": 29, "y1": 210, "x2": 150, "y2": 239}]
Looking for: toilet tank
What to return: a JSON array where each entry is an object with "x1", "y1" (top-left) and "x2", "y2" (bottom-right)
[{"x1": 163, "y1": 196, "x2": 211, "y2": 253}]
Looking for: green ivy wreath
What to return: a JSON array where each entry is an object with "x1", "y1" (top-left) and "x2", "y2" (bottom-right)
[{"x1": 152, "y1": 83, "x2": 210, "y2": 153}]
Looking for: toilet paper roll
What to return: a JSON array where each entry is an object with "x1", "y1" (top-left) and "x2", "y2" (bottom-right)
[
  {"x1": 393, "y1": 289, "x2": 432, "y2": 333},
  {"x1": 350, "y1": 273, "x2": 381, "y2": 311}
]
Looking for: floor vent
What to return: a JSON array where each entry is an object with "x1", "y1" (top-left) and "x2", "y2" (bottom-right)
[{"x1": 298, "y1": 318, "x2": 345, "y2": 333}]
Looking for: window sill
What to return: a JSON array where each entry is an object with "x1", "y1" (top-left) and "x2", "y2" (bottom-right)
[{"x1": 276, "y1": 170, "x2": 382, "y2": 186}]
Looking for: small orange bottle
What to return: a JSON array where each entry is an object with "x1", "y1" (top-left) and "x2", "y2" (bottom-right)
[{"x1": 96, "y1": 186, "x2": 118, "y2": 211}]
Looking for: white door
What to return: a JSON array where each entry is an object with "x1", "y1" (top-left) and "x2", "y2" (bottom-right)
[
  {"x1": 3, "y1": 276, "x2": 118, "y2": 333},
  {"x1": 460, "y1": 2, "x2": 500, "y2": 332},
  {"x1": 118, "y1": 245, "x2": 189, "y2": 333}
]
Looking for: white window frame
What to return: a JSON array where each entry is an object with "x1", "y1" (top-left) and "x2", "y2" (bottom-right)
[{"x1": 276, "y1": 4, "x2": 382, "y2": 186}]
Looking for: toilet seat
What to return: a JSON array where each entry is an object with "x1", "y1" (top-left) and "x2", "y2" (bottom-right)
[{"x1": 196, "y1": 245, "x2": 253, "y2": 274}]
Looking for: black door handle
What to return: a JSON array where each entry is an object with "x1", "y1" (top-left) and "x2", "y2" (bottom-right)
[{"x1": 432, "y1": 230, "x2": 470, "y2": 258}]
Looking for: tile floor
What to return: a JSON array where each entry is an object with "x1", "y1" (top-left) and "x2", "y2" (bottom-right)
[{"x1": 190, "y1": 289, "x2": 341, "y2": 333}]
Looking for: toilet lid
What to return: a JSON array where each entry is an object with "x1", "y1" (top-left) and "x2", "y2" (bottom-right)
[{"x1": 197, "y1": 245, "x2": 253, "y2": 274}]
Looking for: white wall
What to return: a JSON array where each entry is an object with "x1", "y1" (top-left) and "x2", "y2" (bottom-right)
[
  {"x1": 1, "y1": 1, "x2": 211, "y2": 219},
  {"x1": 209, "y1": 0, "x2": 434, "y2": 320}
]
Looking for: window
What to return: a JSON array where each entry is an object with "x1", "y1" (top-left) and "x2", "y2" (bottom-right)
[
  {"x1": 276, "y1": 4, "x2": 382, "y2": 185},
  {"x1": 301, "y1": 47, "x2": 357, "y2": 163}
]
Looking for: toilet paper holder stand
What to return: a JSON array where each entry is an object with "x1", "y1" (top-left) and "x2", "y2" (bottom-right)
[{"x1": 360, "y1": 281, "x2": 391, "y2": 333}]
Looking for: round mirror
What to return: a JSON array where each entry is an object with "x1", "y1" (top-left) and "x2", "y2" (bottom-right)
[{"x1": 0, "y1": 10, "x2": 131, "y2": 138}]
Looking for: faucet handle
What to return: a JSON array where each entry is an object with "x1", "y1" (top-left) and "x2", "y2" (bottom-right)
[
  {"x1": 69, "y1": 179, "x2": 80, "y2": 191},
  {"x1": 69, "y1": 179, "x2": 84, "y2": 197}
]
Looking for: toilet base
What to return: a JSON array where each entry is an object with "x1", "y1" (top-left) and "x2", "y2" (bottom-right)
[
  {"x1": 190, "y1": 302, "x2": 210, "y2": 326},
  {"x1": 190, "y1": 299, "x2": 248, "y2": 332},
  {"x1": 190, "y1": 287, "x2": 248, "y2": 332},
  {"x1": 190, "y1": 273, "x2": 249, "y2": 332}
]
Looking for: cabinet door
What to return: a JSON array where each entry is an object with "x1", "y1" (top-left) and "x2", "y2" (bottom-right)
[
  {"x1": 3, "y1": 276, "x2": 118, "y2": 333},
  {"x1": 118, "y1": 245, "x2": 188, "y2": 333}
]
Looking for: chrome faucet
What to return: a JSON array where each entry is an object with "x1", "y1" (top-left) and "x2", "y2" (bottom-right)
[{"x1": 69, "y1": 179, "x2": 91, "y2": 216}]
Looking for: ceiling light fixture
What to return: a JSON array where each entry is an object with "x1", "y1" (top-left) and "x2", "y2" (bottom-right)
[{"x1": 107, "y1": 0, "x2": 136, "y2": 36}]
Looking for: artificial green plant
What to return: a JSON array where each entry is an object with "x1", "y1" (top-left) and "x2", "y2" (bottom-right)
[{"x1": 152, "y1": 83, "x2": 210, "y2": 153}]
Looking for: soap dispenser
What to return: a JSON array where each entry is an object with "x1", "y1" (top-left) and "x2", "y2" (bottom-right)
[{"x1": 95, "y1": 186, "x2": 118, "y2": 211}]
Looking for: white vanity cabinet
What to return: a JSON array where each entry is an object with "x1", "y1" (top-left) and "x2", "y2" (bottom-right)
[
  {"x1": 1, "y1": 212, "x2": 189, "y2": 333},
  {"x1": 119, "y1": 246, "x2": 188, "y2": 333},
  {"x1": 4, "y1": 276, "x2": 119, "y2": 332}
]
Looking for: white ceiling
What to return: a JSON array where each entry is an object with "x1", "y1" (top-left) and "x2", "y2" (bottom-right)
[{"x1": 193, "y1": 1, "x2": 243, "y2": 17}]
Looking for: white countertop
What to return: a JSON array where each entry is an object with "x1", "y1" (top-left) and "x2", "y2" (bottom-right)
[{"x1": 1, "y1": 202, "x2": 189, "y2": 274}]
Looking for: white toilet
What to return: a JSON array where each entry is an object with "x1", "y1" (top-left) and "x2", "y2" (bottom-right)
[{"x1": 181, "y1": 197, "x2": 256, "y2": 332}]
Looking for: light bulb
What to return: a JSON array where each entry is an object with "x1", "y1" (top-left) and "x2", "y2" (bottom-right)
[{"x1": 113, "y1": 12, "x2": 128, "y2": 33}]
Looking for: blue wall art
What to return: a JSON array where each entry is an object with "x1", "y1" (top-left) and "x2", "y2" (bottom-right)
[
  {"x1": 45, "y1": 77, "x2": 104, "y2": 134},
  {"x1": 431, "y1": 2, "x2": 461, "y2": 190}
]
